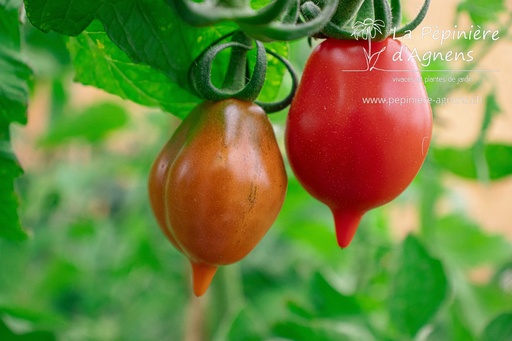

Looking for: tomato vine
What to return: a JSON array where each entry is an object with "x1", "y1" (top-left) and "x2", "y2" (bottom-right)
[{"x1": 20, "y1": 0, "x2": 435, "y2": 295}]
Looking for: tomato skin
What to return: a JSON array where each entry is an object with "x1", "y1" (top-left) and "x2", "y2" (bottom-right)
[
  {"x1": 285, "y1": 38, "x2": 432, "y2": 248},
  {"x1": 149, "y1": 99, "x2": 287, "y2": 296}
]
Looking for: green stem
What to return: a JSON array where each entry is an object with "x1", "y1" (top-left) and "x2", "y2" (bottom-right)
[
  {"x1": 472, "y1": 137, "x2": 490, "y2": 185},
  {"x1": 373, "y1": 0, "x2": 392, "y2": 39},
  {"x1": 356, "y1": 0, "x2": 375, "y2": 22},
  {"x1": 222, "y1": 263, "x2": 246, "y2": 314},
  {"x1": 390, "y1": 0, "x2": 401, "y2": 28},
  {"x1": 393, "y1": 0, "x2": 430, "y2": 36},
  {"x1": 331, "y1": 0, "x2": 365, "y2": 26},
  {"x1": 211, "y1": 264, "x2": 246, "y2": 341},
  {"x1": 418, "y1": 156, "x2": 443, "y2": 238},
  {"x1": 222, "y1": 31, "x2": 252, "y2": 91}
]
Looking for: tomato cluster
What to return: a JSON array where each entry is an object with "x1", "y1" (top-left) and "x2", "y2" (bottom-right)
[{"x1": 148, "y1": 1, "x2": 433, "y2": 296}]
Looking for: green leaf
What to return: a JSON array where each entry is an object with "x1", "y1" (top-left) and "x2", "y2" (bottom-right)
[
  {"x1": 26, "y1": 0, "x2": 288, "y2": 118},
  {"x1": 431, "y1": 147, "x2": 475, "y2": 179},
  {"x1": 481, "y1": 312, "x2": 512, "y2": 341},
  {"x1": 258, "y1": 41, "x2": 288, "y2": 103},
  {"x1": 0, "y1": 318, "x2": 56, "y2": 341},
  {"x1": 471, "y1": 283, "x2": 512, "y2": 324},
  {"x1": 426, "y1": 308, "x2": 477, "y2": 341},
  {"x1": 389, "y1": 235, "x2": 449, "y2": 338},
  {"x1": 226, "y1": 309, "x2": 263, "y2": 341},
  {"x1": 0, "y1": 156, "x2": 26, "y2": 241},
  {"x1": 24, "y1": 26, "x2": 71, "y2": 75},
  {"x1": 457, "y1": 0, "x2": 505, "y2": 25},
  {"x1": 0, "y1": 1, "x2": 21, "y2": 9},
  {"x1": 432, "y1": 144, "x2": 512, "y2": 181},
  {"x1": 12, "y1": 330, "x2": 56, "y2": 341},
  {"x1": 0, "y1": 306, "x2": 55, "y2": 324},
  {"x1": 25, "y1": 0, "x2": 237, "y2": 85},
  {"x1": 431, "y1": 215, "x2": 512, "y2": 269},
  {"x1": 97, "y1": 0, "x2": 237, "y2": 86},
  {"x1": 272, "y1": 319, "x2": 377, "y2": 341},
  {"x1": 286, "y1": 300, "x2": 315, "y2": 320},
  {"x1": 100, "y1": 0, "x2": 287, "y2": 98},
  {"x1": 0, "y1": 35, "x2": 31, "y2": 125},
  {"x1": 309, "y1": 272, "x2": 361, "y2": 318},
  {"x1": 272, "y1": 320, "x2": 350, "y2": 341},
  {"x1": 0, "y1": 1, "x2": 30, "y2": 241},
  {"x1": 23, "y1": 0, "x2": 101, "y2": 35},
  {"x1": 39, "y1": 102, "x2": 129, "y2": 146},
  {"x1": 0, "y1": 320, "x2": 13, "y2": 340},
  {"x1": 68, "y1": 20, "x2": 200, "y2": 118}
]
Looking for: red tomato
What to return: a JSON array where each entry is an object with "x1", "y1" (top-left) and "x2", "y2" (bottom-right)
[{"x1": 285, "y1": 38, "x2": 432, "y2": 248}]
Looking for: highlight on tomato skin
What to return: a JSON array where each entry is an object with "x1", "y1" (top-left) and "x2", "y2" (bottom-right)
[
  {"x1": 285, "y1": 37, "x2": 433, "y2": 248},
  {"x1": 148, "y1": 99, "x2": 288, "y2": 296}
]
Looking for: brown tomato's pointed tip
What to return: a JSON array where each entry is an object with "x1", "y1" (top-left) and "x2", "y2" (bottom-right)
[
  {"x1": 332, "y1": 209, "x2": 363, "y2": 249},
  {"x1": 190, "y1": 261, "x2": 218, "y2": 297}
]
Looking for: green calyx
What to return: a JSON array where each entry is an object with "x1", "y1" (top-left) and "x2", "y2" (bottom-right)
[
  {"x1": 303, "y1": 0, "x2": 430, "y2": 41},
  {"x1": 188, "y1": 30, "x2": 298, "y2": 113},
  {"x1": 168, "y1": 0, "x2": 340, "y2": 41}
]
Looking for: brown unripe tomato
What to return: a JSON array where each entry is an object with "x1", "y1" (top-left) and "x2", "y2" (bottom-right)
[{"x1": 148, "y1": 99, "x2": 287, "y2": 296}]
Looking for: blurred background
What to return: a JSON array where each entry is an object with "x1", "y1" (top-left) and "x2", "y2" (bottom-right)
[{"x1": 2, "y1": 0, "x2": 512, "y2": 340}]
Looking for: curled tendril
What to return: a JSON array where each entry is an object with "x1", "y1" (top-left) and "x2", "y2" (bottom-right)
[
  {"x1": 188, "y1": 31, "x2": 298, "y2": 113},
  {"x1": 188, "y1": 31, "x2": 267, "y2": 103},
  {"x1": 393, "y1": 0, "x2": 430, "y2": 37},
  {"x1": 256, "y1": 49, "x2": 298, "y2": 113}
]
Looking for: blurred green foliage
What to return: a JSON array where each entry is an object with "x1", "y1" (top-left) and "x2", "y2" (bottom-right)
[
  {"x1": 0, "y1": 0, "x2": 31, "y2": 241},
  {"x1": 1, "y1": 0, "x2": 512, "y2": 340}
]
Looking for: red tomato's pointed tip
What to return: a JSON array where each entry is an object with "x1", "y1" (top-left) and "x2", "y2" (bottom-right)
[
  {"x1": 332, "y1": 210, "x2": 364, "y2": 248},
  {"x1": 190, "y1": 261, "x2": 218, "y2": 297}
]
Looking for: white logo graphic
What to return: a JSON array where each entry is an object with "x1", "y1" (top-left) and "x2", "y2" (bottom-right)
[{"x1": 349, "y1": 18, "x2": 387, "y2": 71}]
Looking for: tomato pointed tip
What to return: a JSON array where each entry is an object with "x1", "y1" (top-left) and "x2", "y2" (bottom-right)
[
  {"x1": 190, "y1": 262, "x2": 218, "y2": 297},
  {"x1": 332, "y1": 210, "x2": 363, "y2": 248}
]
